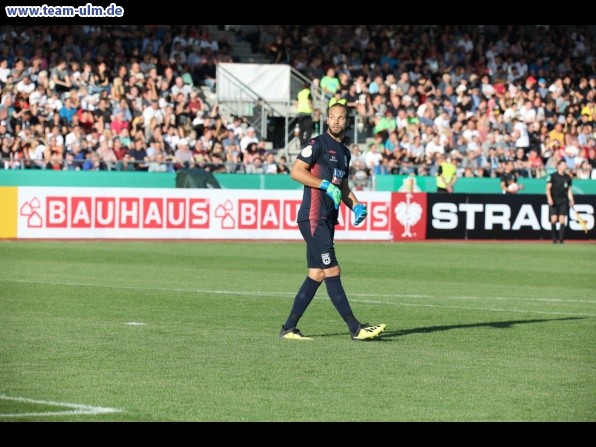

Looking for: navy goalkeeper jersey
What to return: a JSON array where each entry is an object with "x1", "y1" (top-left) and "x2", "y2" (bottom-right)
[{"x1": 296, "y1": 133, "x2": 351, "y2": 224}]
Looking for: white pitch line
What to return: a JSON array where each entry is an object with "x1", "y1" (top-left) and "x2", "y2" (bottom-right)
[
  {"x1": 0, "y1": 394, "x2": 122, "y2": 418},
  {"x1": 1, "y1": 278, "x2": 595, "y2": 317},
  {"x1": 353, "y1": 299, "x2": 596, "y2": 317}
]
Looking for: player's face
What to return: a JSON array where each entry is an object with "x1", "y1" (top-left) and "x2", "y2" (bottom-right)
[{"x1": 327, "y1": 105, "x2": 347, "y2": 139}]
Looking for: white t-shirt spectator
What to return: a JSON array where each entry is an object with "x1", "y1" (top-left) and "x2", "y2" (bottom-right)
[
  {"x1": 16, "y1": 78, "x2": 35, "y2": 95},
  {"x1": 514, "y1": 121, "x2": 529, "y2": 148},
  {"x1": 143, "y1": 103, "x2": 164, "y2": 126},
  {"x1": 425, "y1": 137, "x2": 445, "y2": 156},
  {"x1": 364, "y1": 146, "x2": 383, "y2": 170},
  {"x1": 240, "y1": 128, "x2": 259, "y2": 152}
]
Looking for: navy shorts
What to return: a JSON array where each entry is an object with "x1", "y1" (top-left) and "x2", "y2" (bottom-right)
[
  {"x1": 549, "y1": 201, "x2": 569, "y2": 217},
  {"x1": 298, "y1": 219, "x2": 338, "y2": 269}
]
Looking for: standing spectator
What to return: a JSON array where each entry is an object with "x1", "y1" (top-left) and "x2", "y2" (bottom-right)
[
  {"x1": 319, "y1": 67, "x2": 340, "y2": 99},
  {"x1": 50, "y1": 59, "x2": 72, "y2": 93},
  {"x1": 436, "y1": 153, "x2": 458, "y2": 193},
  {"x1": 296, "y1": 82, "x2": 314, "y2": 148}
]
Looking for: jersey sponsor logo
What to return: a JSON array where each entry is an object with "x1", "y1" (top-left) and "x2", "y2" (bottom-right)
[
  {"x1": 332, "y1": 168, "x2": 345, "y2": 185},
  {"x1": 301, "y1": 145, "x2": 312, "y2": 157},
  {"x1": 321, "y1": 252, "x2": 331, "y2": 265}
]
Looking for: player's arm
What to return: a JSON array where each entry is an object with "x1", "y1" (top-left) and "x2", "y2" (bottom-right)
[
  {"x1": 437, "y1": 164, "x2": 448, "y2": 186},
  {"x1": 546, "y1": 180, "x2": 553, "y2": 206},
  {"x1": 290, "y1": 158, "x2": 323, "y2": 188},
  {"x1": 341, "y1": 178, "x2": 368, "y2": 225},
  {"x1": 340, "y1": 177, "x2": 356, "y2": 207},
  {"x1": 568, "y1": 179, "x2": 575, "y2": 206},
  {"x1": 291, "y1": 157, "x2": 342, "y2": 209}
]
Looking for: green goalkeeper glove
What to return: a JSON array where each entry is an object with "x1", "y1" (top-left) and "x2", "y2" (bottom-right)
[
  {"x1": 320, "y1": 179, "x2": 341, "y2": 210},
  {"x1": 353, "y1": 203, "x2": 367, "y2": 226}
]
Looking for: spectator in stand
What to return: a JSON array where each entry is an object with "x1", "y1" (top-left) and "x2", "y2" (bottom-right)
[
  {"x1": 245, "y1": 154, "x2": 264, "y2": 174},
  {"x1": 97, "y1": 139, "x2": 118, "y2": 170},
  {"x1": 110, "y1": 111, "x2": 129, "y2": 136},
  {"x1": 174, "y1": 138, "x2": 193, "y2": 169},
  {"x1": 82, "y1": 152, "x2": 102, "y2": 171},
  {"x1": 276, "y1": 155, "x2": 290, "y2": 174},
  {"x1": 58, "y1": 96, "x2": 77, "y2": 125},
  {"x1": 148, "y1": 152, "x2": 170, "y2": 172},
  {"x1": 319, "y1": 67, "x2": 340, "y2": 99},
  {"x1": 129, "y1": 137, "x2": 149, "y2": 171},
  {"x1": 576, "y1": 160, "x2": 592, "y2": 180},
  {"x1": 263, "y1": 152, "x2": 278, "y2": 174},
  {"x1": 50, "y1": 59, "x2": 72, "y2": 94},
  {"x1": 1, "y1": 24, "x2": 594, "y2": 182},
  {"x1": 239, "y1": 126, "x2": 259, "y2": 154}
]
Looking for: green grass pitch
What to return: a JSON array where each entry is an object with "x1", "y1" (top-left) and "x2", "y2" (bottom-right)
[{"x1": 0, "y1": 240, "x2": 594, "y2": 421}]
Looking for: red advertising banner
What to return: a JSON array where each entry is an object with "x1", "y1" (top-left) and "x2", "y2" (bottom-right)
[{"x1": 390, "y1": 192, "x2": 427, "y2": 241}]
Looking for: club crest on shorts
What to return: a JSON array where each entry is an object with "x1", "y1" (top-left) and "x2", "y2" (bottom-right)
[{"x1": 321, "y1": 252, "x2": 331, "y2": 265}]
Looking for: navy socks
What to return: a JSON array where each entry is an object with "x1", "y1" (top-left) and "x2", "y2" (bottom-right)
[{"x1": 283, "y1": 276, "x2": 321, "y2": 330}]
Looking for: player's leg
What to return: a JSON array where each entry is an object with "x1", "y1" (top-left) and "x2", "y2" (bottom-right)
[
  {"x1": 558, "y1": 202, "x2": 569, "y2": 243},
  {"x1": 309, "y1": 219, "x2": 362, "y2": 334},
  {"x1": 317, "y1": 220, "x2": 386, "y2": 340},
  {"x1": 558, "y1": 215, "x2": 567, "y2": 243},
  {"x1": 279, "y1": 220, "x2": 323, "y2": 340},
  {"x1": 549, "y1": 204, "x2": 559, "y2": 243}
]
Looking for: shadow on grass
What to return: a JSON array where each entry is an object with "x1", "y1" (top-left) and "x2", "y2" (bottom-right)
[
  {"x1": 309, "y1": 317, "x2": 584, "y2": 341},
  {"x1": 379, "y1": 317, "x2": 585, "y2": 341}
]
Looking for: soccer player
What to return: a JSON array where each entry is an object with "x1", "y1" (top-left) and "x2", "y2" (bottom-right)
[
  {"x1": 500, "y1": 159, "x2": 525, "y2": 194},
  {"x1": 546, "y1": 159, "x2": 575, "y2": 244},
  {"x1": 279, "y1": 98, "x2": 386, "y2": 341}
]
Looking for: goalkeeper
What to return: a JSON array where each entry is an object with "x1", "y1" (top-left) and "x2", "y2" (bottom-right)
[{"x1": 279, "y1": 97, "x2": 386, "y2": 341}]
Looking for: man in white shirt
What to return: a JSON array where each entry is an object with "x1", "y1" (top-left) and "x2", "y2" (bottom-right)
[
  {"x1": 240, "y1": 126, "x2": 259, "y2": 153},
  {"x1": 425, "y1": 134, "x2": 445, "y2": 156},
  {"x1": 513, "y1": 120, "x2": 530, "y2": 153}
]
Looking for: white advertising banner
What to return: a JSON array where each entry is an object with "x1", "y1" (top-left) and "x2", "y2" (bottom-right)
[
  {"x1": 16, "y1": 187, "x2": 393, "y2": 240},
  {"x1": 216, "y1": 63, "x2": 290, "y2": 104}
]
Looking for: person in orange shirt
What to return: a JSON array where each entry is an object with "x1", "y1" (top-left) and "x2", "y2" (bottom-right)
[{"x1": 548, "y1": 122, "x2": 565, "y2": 147}]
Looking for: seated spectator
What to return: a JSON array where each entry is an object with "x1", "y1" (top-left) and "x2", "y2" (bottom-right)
[
  {"x1": 58, "y1": 97, "x2": 77, "y2": 125},
  {"x1": 276, "y1": 155, "x2": 290, "y2": 174},
  {"x1": 245, "y1": 155, "x2": 264, "y2": 174},
  {"x1": 148, "y1": 152, "x2": 171, "y2": 172},
  {"x1": 263, "y1": 152, "x2": 278, "y2": 174}
]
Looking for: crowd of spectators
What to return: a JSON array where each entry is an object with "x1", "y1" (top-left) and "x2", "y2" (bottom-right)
[{"x1": 1, "y1": 24, "x2": 594, "y2": 185}]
